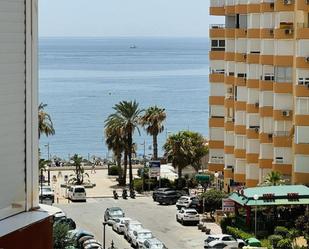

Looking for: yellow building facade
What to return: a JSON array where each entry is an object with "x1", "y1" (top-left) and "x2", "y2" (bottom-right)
[{"x1": 208, "y1": 0, "x2": 309, "y2": 191}]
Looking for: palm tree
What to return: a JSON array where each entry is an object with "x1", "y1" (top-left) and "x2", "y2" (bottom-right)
[
  {"x1": 38, "y1": 102, "x2": 55, "y2": 139},
  {"x1": 104, "y1": 117, "x2": 125, "y2": 184},
  {"x1": 140, "y1": 106, "x2": 166, "y2": 160},
  {"x1": 163, "y1": 130, "x2": 208, "y2": 180},
  {"x1": 106, "y1": 101, "x2": 142, "y2": 188},
  {"x1": 262, "y1": 171, "x2": 285, "y2": 186},
  {"x1": 69, "y1": 154, "x2": 88, "y2": 185}
]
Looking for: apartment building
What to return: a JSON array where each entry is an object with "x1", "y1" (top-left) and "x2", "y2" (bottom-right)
[
  {"x1": 0, "y1": 1, "x2": 53, "y2": 248},
  {"x1": 208, "y1": 0, "x2": 309, "y2": 191}
]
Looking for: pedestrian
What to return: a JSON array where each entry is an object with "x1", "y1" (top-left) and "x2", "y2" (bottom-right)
[{"x1": 91, "y1": 163, "x2": 96, "y2": 174}]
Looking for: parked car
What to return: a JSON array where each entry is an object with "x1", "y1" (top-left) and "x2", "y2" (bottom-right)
[
  {"x1": 156, "y1": 190, "x2": 179, "y2": 205},
  {"x1": 152, "y1": 188, "x2": 174, "y2": 201},
  {"x1": 69, "y1": 229, "x2": 94, "y2": 248},
  {"x1": 131, "y1": 229, "x2": 153, "y2": 248},
  {"x1": 143, "y1": 238, "x2": 167, "y2": 249},
  {"x1": 112, "y1": 217, "x2": 132, "y2": 234},
  {"x1": 39, "y1": 185, "x2": 55, "y2": 204},
  {"x1": 176, "y1": 196, "x2": 200, "y2": 210},
  {"x1": 176, "y1": 208, "x2": 200, "y2": 225},
  {"x1": 104, "y1": 207, "x2": 125, "y2": 224},
  {"x1": 204, "y1": 234, "x2": 245, "y2": 249},
  {"x1": 83, "y1": 239, "x2": 102, "y2": 249},
  {"x1": 68, "y1": 186, "x2": 86, "y2": 202},
  {"x1": 124, "y1": 220, "x2": 143, "y2": 242}
]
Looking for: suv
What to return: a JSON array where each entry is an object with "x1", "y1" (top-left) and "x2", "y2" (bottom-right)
[
  {"x1": 152, "y1": 188, "x2": 174, "y2": 202},
  {"x1": 156, "y1": 190, "x2": 179, "y2": 205},
  {"x1": 204, "y1": 234, "x2": 245, "y2": 249},
  {"x1": 104, "y1": 207, "x2": 124, "y2": 225},
  {"x1": 68, "y1": 186, "x2": 86, "y2": 202},
  {"x1": 39, "y1": 185, "x2": 55, "y2": 204},
  {"x1": 176, "y1": 196, "x2": 200, "y2": 210},
  {"x1": 176, "y1": 208, "x2": 200, "y2": 225}
]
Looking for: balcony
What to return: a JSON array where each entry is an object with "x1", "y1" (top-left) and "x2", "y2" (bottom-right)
[
  {"x1": 275, "y1": 0, "x2": 295, "y2": 12},
  {"x1": 296, "y1": 23, "x2": 309, "y2": 39},
  {"x1": 209, "y1": 24, "x2": 225, "y2": 38},
  {"x1": 274, "y1": 23, "x2": 294, "y2": 39},
  {"x1": 273, "y1": 130, "x2": 290, "y2": 137},
  {"x1": 210, "y1": 0, "x2": 225, "y2": 15}
]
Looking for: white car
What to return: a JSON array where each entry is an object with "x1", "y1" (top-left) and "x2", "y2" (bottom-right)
[
  {"x1": 176, "y1": 196, "x2": 199, "y2": 209},
  {"x1": 204, "y1": 234, "x2": 245, "y2": 249},
  {"x1": 39, "y1": 185, "x2": 55, "y2": 204},
  {"x1": 176, "y1": 208, "x2": 199, "y2": 225},
  {"x1": 124, "y1": 220, "x2": 143, "y2": 242},
  {"x1": 131, "y1": 229, "x2": 153, "y2": 249},
  {"x1": 67, "y1": 185, "x2": 86, "y2": 202},
  {"x1": 143, "y1": 238, "x2": 167, "y2": 249},
  {"x1": 112, "y1": 217, "x2": 132, "y2": 234}
]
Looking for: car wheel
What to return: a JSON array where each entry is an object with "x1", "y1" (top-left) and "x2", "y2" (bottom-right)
[{"x1": 239, "y1": 243, "x2": 245, "y2": 248}]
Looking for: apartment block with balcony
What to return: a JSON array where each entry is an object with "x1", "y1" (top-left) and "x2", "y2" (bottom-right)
[{"x1": 209, "y1": 0, "x2": 309, "y2": 192}]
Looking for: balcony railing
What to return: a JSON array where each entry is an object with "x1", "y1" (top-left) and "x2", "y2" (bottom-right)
[
  {"x1": 210, "y1": 0, "x2": 225, "y2": 7},
  {"x1": 210, "y1": 158, "x2": 224, "y2": 164},
  {"x1": 210, "y1": 24, "x2": 225, "y2": 29},
  {"x1": 273, "y1": 131, "x2": 290, "y2": 137}
]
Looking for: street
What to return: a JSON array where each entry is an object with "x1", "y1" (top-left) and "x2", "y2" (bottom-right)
[{"x1": 57, "y1": 196, "x2": 207, "y2": 249}]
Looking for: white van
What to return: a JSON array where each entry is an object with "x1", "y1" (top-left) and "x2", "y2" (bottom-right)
[{"x1": 68, "y1": 185, "x2": 86, "y2": 202}]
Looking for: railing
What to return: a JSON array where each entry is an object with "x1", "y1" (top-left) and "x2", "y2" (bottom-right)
[
  {"x1": 209, "y1": 158, "x2": 224, "y2": 164},
  {"x1": 273, "y1": 131, "x2": 290, "y2": 137},
  {"x1": 210, "y1": 0, "x2": 225, "y2": 7},
  {"x1": 210, "y1": 24, "x2": 225, "y2": 29}
]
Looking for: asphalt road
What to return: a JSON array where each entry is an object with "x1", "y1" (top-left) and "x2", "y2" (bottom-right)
[{"x1": 57, "y1": 197, "x2": 206, "y2": 249}]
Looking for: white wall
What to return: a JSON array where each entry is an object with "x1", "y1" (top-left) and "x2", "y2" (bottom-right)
[
  {"x1": 273, "y1": 93, "x2": 293, "y2": 110},
  {"x1": 294, "y1": 156, "x2": 309, "y2": 173},
  {"x1": 246, "y1": 139, "x2": 260, "y2": 153},
  {"x1": 260, "y1": 143, "x2": 274, "y2": 159},
  {"x1": 210, "y1": 83, "x2": 225, "y2": 96}
]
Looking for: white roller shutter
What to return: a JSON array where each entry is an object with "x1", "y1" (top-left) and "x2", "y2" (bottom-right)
[{"x1": 0, "y1": 0, "x2": 26, "y2": 220}]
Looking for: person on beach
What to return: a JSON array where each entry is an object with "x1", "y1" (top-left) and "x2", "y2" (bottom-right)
[{"x1": 91, "y1": 163, "x2": 96, "y2": 174}]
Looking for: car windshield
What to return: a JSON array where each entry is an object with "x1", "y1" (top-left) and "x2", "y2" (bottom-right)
[
  {"x1": 74, "y1": 187, "x2": 85, "y2": 193},
  {"x1": 138, "y1": 232, "x2": 152, "y2": 239},
  {"x1": 179, "y1": 197, "x2": 188, "y2": 201},
  {"x1": 42, "y1": 187, "x2": 52, "y2": 193},
  {"x1": 130, "y1": 224, "x2": 142, "y2": 230},
  {"x1": 185, "y1": 211, "x2": 197, "y2": 215},
  {"x1": 206, "y1": 236, "x2": 219, "y2": 243},
  {"x1": 111, "y1": 210, "x2": 123, "y2": 216}
]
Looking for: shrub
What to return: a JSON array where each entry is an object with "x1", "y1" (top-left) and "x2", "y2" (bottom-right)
[
  {"x1": 53, "y1": 223, "x2": 75, "y2": 249},
  {"x1": 226, "y1": 226, "x2": 254, "y2": 240},
  {"x1": 133, "y1": 179, "x2": 143, "y2": 193},
  {"x1": 108, "y1": 165, "x2": 121, "y2": 176},
  {"x1": 260, "y1": 239, "x2": 272, "y2": 249},
  {"x1": 274, "y1": 226, "x2": 289, "y2": 237},
  {"x1": 268, "y1": 234, "x2": 283, "y2": 248},
  {"x1": 174, "y1": 178, "x2": 187, "y2": 189},
  {"x1": 277, "y1": 238, "x2": 292, "y2": 249},
  {"x1": 220, "y1": 215, "x2": 234, "y2": 233},
  {"x1": 160, "y1": 178, "x2": 173, "y2": 188}
]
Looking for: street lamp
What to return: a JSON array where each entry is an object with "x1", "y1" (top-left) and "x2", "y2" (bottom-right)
[
  {"x1": 102, "y1": 221, "x2": 108, "y2": 249},
  {"x1": 45, "y1": 143, "x2": 50, "y2": 184},
  {"x1": 253, "y1": 194, "x2": 259, "y2": 237},
  {"x1": 214, "y1": 172, "x2": 219, "y2": 190}
]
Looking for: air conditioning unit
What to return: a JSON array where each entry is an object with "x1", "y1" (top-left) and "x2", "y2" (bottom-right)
[
  {"x1": 255, "y1": 102, "x2": 259, "y2": 108},
  {"x1": 282, "y1": 110, "x2": 290, "y2": 117},
  {"x1": 283, "y1": 0, "x2": 292, "y2": 5},
  {"x1": 269, "y1": 29, "x2": 274, "y2": 34},
  {"x1": 285, "y1": 29, "x2": 293, "y2": 35},
  {"x1": 305, "y1": 57, "x2": 309, "y2": 63},
  {"x1": 243, "y1": 54, "x2": 247, "y2": 59},
  {"x1": 268, "y1": 133, "x2": 273, "y2": 139},
  {"x1": 270, "y1": 3, "x2": 275, "y2": 8},
  {"x1": 227, "y1": 88, "x2": 233, "y2": 93},
  {"x1": 255, "y1": 127, "x2": 259, "y2": 133}
]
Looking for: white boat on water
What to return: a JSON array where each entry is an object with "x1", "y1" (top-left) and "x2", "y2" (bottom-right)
[{"x1": 130, "y1": 45, "x2": 136, "y2": 49}]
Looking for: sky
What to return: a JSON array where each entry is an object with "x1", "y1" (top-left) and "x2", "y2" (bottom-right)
[{"x1": 39, "y1": 0, "x2": 222, "y2": 37}]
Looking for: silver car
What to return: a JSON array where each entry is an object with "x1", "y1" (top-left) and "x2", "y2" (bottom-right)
[{"x1": 143, "y1": 238, "x2": 167, "y2": 249}]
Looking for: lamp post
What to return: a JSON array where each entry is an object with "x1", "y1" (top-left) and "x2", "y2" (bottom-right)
[
  {"x1": 214, "y1": 172, "x2": 219, "y2": 190},
  {"x1": 102, "y1": 221, "x2": 108, "y2": 249},
  {"x1": 253, "y1": 194, "x2": 259, "y2": 237},
  {"x1": 45, "y1": 143, "x2": 50, "y2": 184}
]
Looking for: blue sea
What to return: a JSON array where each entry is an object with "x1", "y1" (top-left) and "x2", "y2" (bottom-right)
[{"x1": 39, "y1": 37, "x2": 210, "y2": 160}]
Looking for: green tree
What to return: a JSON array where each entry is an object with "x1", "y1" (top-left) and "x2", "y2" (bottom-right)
[
  {"x1": 69, "y1": 154, "x2": 88, "y2": 185},
  {"x1": 163, "y1": 130, "x2": 208, "y2": 179},
  {"x1": 261, "y1": 171, "x2": 285, "y2": 186},
  {"x1": 104, "y1": 118, "x2": 125, "y2": 183},
  {"x1": 200, "y1": 189, "x2": 227, "y2": 212},
  {"x1": 106, "y1": 100, "x2": 142, "y2": 188},
  {"x1": 53, "y1": 223, "x2": 75, "y2": 249},
  {"x1": 295, "y1": 210, "x2": 309, "y2": 241},
  {"x1": 140, "y1": 106, "x2": 166, "y2": 160},
  {"x1": 38, "y1": 102, "x2": 55, "y2": 139}
]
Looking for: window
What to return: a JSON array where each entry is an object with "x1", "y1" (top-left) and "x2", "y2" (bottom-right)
[
  {"x1": 275, "y1": 67, "x2": 292, "y2": 82},
  {"x1": 295, "y1": 126, "x2": 309, "y2": 144},
  {"x1": 296, "y1": 97, "x2": 309, "y2": 114},
  {"x1": 235, "y1": 135, "x2": 246, "y2": 149},
  {"x1": 211, "y1": 40, "x2": 225, "y2": 51},
  {"x1": 298, "y1": 77, "x2": 309, "y2": 86},
  {"x1": 263, "y1": 73, "x2": 274, "y2": 81}
]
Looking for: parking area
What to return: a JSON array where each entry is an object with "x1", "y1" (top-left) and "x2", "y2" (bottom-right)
[{"x1": 56, "y1": 196, "x2": 217, "y2": 249}]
